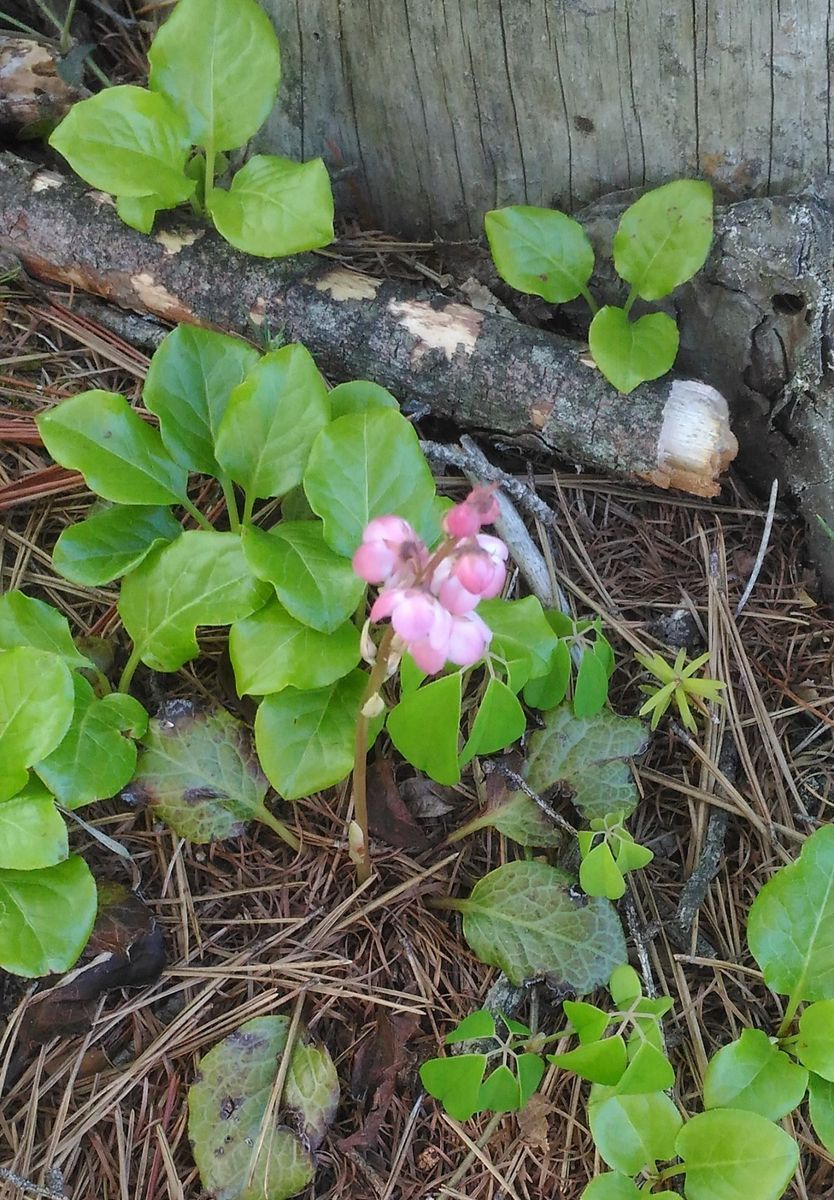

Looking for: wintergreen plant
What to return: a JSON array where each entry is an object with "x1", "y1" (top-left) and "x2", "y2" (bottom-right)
[
  {"x1": 485, "y1": 180, "x2": 714, "y2": 393},
  {"x1": 635, "y1": 648, "x2": 725, "y2": 732},
  {"x1": 48, "y1": 0, "x2": 334, "y2": 255}
]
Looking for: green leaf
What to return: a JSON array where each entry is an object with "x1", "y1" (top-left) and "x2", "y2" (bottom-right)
[
  {"x1": 229, "y1": 597, "x2": 359, "y2": 695},
  {"x1": 523, "y1": 638, "x2": 572, "y2": 710},
  {"x1": 188, "y1": 1015, "x2": 338, "y2": 1200},
  {"x1": 386, "y1": 673, "x2": 462, "y2": 786},
  {"x1": 479, "y1": 596, "x2": 559, "y2": 692},
  {"x1": 574, "y1": 648, "x2": 610, "y2": 717},
  {"x1": 613, "y1": 179, "x2": 714, "y2": 301},
  {"x1": 797, "y1": 1000, "x2": 834, "y2": 1080},
  {"x1": 420, "y1": 1053, "x2": 488, "y2": 1122},
  {"x1": 123, "y1": 700, "x2": 279, "y2": 844},
  {"x1": 210, "y1": 156, "x2": 334, "y2": 258},
  {"x1": 808, "y1": 1072, "x2": 834, "y2": 1153},
  {"x1": 747, "y1": 825, "x2": 834, "y2": 1002},
  {"x1": 215, "y1": 344, "x2": 329, "y2": 502},
  {"x1": 0, "y1": 590, "x2": 90, "y2": 668},
  {"x1": 455, "y1": 859, "x2": 626, "y2": 989},
  {"x1": 281, "y1": 486, "x2": 316, "y2": 522},
  {"x1": 524, "y1": 706, "x2": 649, "y2": 822},
  {"x1": 613, "y1": 835, "x2": 654, "y2": 874},
  {"x1": 676, "y1": 1108, "x2": 799, "y2": 1200},
  {"x1": 462, "y1": 789, "x2": 564, "y2": 849},
  {"x1": 484, "y1": 206, "x2": 595, "y2": 304},
  {"x1": 38, "y1": 390, "x2": 187, "y2": 505},
  {"x1": 34, "y1": 676, "x2": 147, "y2": 809},
  {"x1": 0, "y1": 648, "x2": 75, "y2": 802},
  {"x1": 53, "y1": 504, "x2": 182, "y2": 586},
  {"x1": 550, "y1": 1036, "x2": 627, "y2": 1084},
  {"x1": 608, "y1": 964, "x2": 643, "y2": 1007},
  {"x1": 148, "y1": 0, "x2": 281, "y2": 153},
  {"x1": 615, "y1": 1038, "x2": 675, "y2": 1095},
  {"x1": 143, "y1": 325, "x2": 259, "y2": 476},
  {"x1": 116, "y1": 193, "x2": 162, "y2": 234},
  {"x1": 445, "y1": 1009, "x2": 496, "y2": 1044},
  {"x1": 580, "y1": 1175, "x2": 642, "y2": 1200},
  {"x1": 49, "y1": 85, "x2": 193, "y2": 204},
  {"x1": 398, "y1": 654, "x2": 426, "y2": 696},
  {"x1": 241, "y1": 522, "x2": 364, "y2": 634},
  {"x1": 460, "y1": 677, "x2": 526, "y2": 766},
  {"x1": 589, "y1": 1089, "x2": 682, "y2": 1175},
  {"x1": 517, "y1": 1052, "x2": 546, "y2": 1106},
  {"x1": 0, "y1": 789, "x2": 67, "y2": 870},
  {"x1": 702, "y1": 1029, "x2": 808, "y2": 1120},
  {"x1": 328, "y1": 381, "x2": 399, "y2": 419},
  {"x1": 564, "y1": 999, "x2": 611, "y2": 1044},
  {"x1": 0, "y1": 856, "x2": 97, "y2": 977},
  {"x1": 304, "y1": 408, "x2": 437, "y2": 556},
  {"x1": 580, "y1": 841, "x2": 625, "y2": 900},
  {"x1": 479, "y1": 1064, "x2": 521, "y2": 1113},
  {"x1": 255, "y1": 671, "x2": 367, "y2": 801},
  {"x1": 588, "y1": 306, "x2": 679, "y2": 395},
  {"x1": 118, "y1": 531, "x2": 270, "y2": 672}
]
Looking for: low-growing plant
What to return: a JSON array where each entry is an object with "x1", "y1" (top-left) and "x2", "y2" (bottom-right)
[
  {"x1": 48, "y1": 0, "x2": 334, "y2": 256},
  {"x1": 485, "y1": 179, "x2": 714, "y2": 394},
  {"x1": 635, "y1": 648, "x2": 725, "y2": 732}
]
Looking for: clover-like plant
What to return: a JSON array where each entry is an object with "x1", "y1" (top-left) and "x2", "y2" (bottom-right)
[
  {"x1": 48, "y1": 0, "x2": 334, "y2": 256},
  {"x1": 635, "y1": 648, "x2": 725, "y2": 732},
  {"x1": 485, "y1": 179, "x2": 714, "y2": 394},
  {"x1": 577, "y1": 812, "x2": 654, "y2": 901}
]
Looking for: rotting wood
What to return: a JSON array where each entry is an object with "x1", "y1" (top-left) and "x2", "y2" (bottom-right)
[{"x1": 0, "y1": 36, "x2": 87, "y2": 133}]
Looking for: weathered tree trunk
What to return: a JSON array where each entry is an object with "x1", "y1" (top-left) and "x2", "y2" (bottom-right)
[{"x1": 257, "y1": 0, "x2": 831, "y2": 239}]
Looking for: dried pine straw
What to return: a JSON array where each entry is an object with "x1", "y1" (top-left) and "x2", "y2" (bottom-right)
[{"x1": 1, "y1": 282, "x2": 834, "y2": 1200}]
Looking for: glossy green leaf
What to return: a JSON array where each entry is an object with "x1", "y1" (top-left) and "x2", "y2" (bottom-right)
[
  {"x1": 215, "y1": 344, "x2": 329, "y2": 501},
  {"x1": 241, "y1": 522, "x2": 364, "y2": 633},
  {"x1": 574, "y1": 648, "x2": 610, "y2": 717},
  {"x1": 445, "y1": 1009, "x2": 496, "y2": 1044},
  {"x1": 613, "y1": 179, "x2": 714, "y2": 301},
  {"x1": 328, "y1": 381, "x2": 399, "y2": 419},
  {"x1": 116, "y1": 193, "x2": 162, "y2": 234},
  {"x1": 702, "y1": 1029, "x2": 808, "y2": 1119},
  {"x1": 484, "y1": 206, "x2": 595, "y2": 304},
  {"x1": 0, "y1": 855, "x2": 97, "y2": 977},
  {"x1": 613, "y1": 835, "x2": 654, "y2": 874},
  {"x1": 550, "y1": 1035, "x2": 627, "y2": 1084},
  {"x1": 304, "y1": 409, "x2": 438, "y2": 556},
  {"x1": 479, "y1": 596, "x2": 559, "y2": 691},
  {"x1": 38, "y1": 390, "x2": 187, "y2": 505},
  {"x1": 589, "y1": 1089, "x2": 682, "y2": 1175},
  {"x1": 747, "y1": 825, "x2": 834, "y2": 1002},
  {"x1": 386, "y1": 673, "x2": 462, "y2": 786},
  {"x1": 580, "y1": 841, "x2": 625, "y2": 901},
  {"x1": 49, "y1": 85, "x2": 193, "y2": 203},
  {"x1": 420, "y1": 1053, "x2": 488, "y2": 1122},
  {"x1": 479, "y1": 1064, "x2": 522, "y2": 1113},
  {"x1": 255, "y1": 671, "x2": 367, "y2": 801},
  {"x1": 53, "y1": 504, "x2": 182, "y2": 586},
  {"x1": 210, "y1": 156, "x2": 334, "y2": 258},
  {"x1": 523, "y1": 638, "x2": 572, "y2": 710},
  {"x1": 797, "y1": 1000, "x2": 834, "y2": 1080},
  {"x1": 229, "y1": 597, "x2": 359, "y2": 695},
  {"x1": 608, "y1": 964, "x2": 643, "y2": 1007},
  {"x1": 0, "y1": 590, "x2": 89, "y2": 668},
  {"x1": 455, "y1": 860, "x2": 626, "y2": 989},
  {"x1": 118, "y1": 531, "x2": 270, "y2": 672},
  {"x1": 143, "y1": 325, "x2": 259, "y2": 475},
  {"x1": 808, "y1": 1072, "x2": 834, "y2": 1153},
  {"x1": 615, "y1": 1038, "x2": 675, "y2": 1095},
  {"x1": 676, "y1": 1108, "x2": 798, "y2": 1200},
  {"x1": 580, "y1": 1175, "x2": 642, "y2": 1200},
  {"x1": 589, "y1": 306, "x2": 679, "y2": 395},
  {"x1": 517, "y1": 1052, "x2": 546, "y2": 1106},
  {"x1": 148, "y1": 0, "x2": 281, "y2": 153},
  {"x1": 0, "y1": 648, "x2": 75, "y2": 802},
  {"x1": 460, "y1": 677, "x2": 526, "y2": 766},
  {"x1": 564, "y1": 999, "x2": 611, "y2": 1044},
  {"x1": 0, "y1": 789, "x2": 67, "y2": 870}
]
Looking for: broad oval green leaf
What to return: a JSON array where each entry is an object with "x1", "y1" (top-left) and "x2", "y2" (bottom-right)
[
  {"x1": 460, "y1": 677, "x2": 525, "y2": 766},
  {"x1": 215, "y1": 344, "x2": 329, "y2": 502},
  {"x1": 49, "y1": 85, "x2": 194, "y2": 203},
  {"x1": 675, "y1": 1108, "x2": 798, "y2": 1200},
  {"x1": 0, "y1": 855, "x2": 97, "y2": 977},
  {"x1": 797, "y1": 1000, "x2": 834, "y2": 1080},
  {"x1": 148, "y1": 0, "x2": 281, "y2": 153},
  {"x1": 116, "y1": 192, "x2": 163, "y2": 234},
  {"x1": 303, "y1": 408, "x2": 438, "y2": 556},
  {"x1": 479, "y1": 596, "x2": 560, "y2": 692},
  {"x1": 581, "y1": 1175, "x2": 643, "y2": 1200},
  {"x1": 210, "y1": 156, "x2": 334, "y2": 257},
  {"x1": 0, "y1": 648, "x2": 75, "y2": 802},
  {"x1": 53, "y1": 504, "x2": 182, "y2": 586},
  {"x1": 808, "y1": 1072, "x2": 834, "y2": 1153},
  {"x1": 747, "y1": 825, "x2": 834, "y2": 1003},
  {"x1": 387, "y1": 672, "x2": 462, "y2": 786},
  {"x1": 328, "y1": 381, "x2": 399, "y2": 420},
  {"x1": 38, "y1": 390, "x2": 187, "y2": 506},
  {"x1": 456, "y1": 860, "x2": 626, "y2": 989},
  {"x1": 703, "y1": 1029, "x2": 808, "y2": 1119},
  {"x1": 589, "y1": 306, "x2": 679, "y2": 395},
  {"x1": 241, "y1": 522, "x2": 364, "y2": 634},
  {"x1": 589, "y1": 1089, "x2": 682, "y2": 1175},
  {"x1": 144, "y1": 325, "x2": 260, "y2": 475},
  {"x1": 118, "y1": 531, "x2": 270, "y2": 672},
  {"x1": 229, "y1": 597, "x2": 360, "y2": 695},
  {"x1": 484, "y1": 206, "x2": 595, "y2": 304},
  {"x1": 613, "y1": 179, "x2": 714, "y2": 301},
  {"x1": 0, "y1": 590, "x2": 90, "y2": 668},
  {"x1": 0, "y1": 789, "x2": 67, "y2": 870}
]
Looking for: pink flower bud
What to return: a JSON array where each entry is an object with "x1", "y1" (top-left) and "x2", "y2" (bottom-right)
[
  {"x1": 453, "y1": 550, "x2": 495, "y2": 595},
  {"x1": 353, "y1": 540, "x2": 396, "y2": 584},
  {"x1": 370, "y1": 588, "x2": 402, "y2": 622},
  {"x1": 447, "y1": 612, "x2": 492, "y2": 666},
  {"x1": 363, "y1": 515, "x2": 416, "y2": 547},
  {"x1": 442, "y1": 503, "x2": 481, "y2": 539},
  {"x1": 476, "y1": 533, "x2": 509, "y2": 563},
  {"x1": 437, "y1": 575, "x2": 480, "y2": 615},
  {"x1": 465, "y1": 485, "x2": 500, "y2": 525}
]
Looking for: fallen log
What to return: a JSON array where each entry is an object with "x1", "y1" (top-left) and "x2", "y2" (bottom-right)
[
  {"x1": 0, "y1": 37, "x2": 87, "y2": 134},
  {"x1": 0, "y1": 151, "x2": 736, "y2": 500}
]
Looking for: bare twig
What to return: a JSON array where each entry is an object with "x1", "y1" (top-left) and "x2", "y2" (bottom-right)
[{"x1": 735, "y1": 477, "x2": 779, "y2": 615}]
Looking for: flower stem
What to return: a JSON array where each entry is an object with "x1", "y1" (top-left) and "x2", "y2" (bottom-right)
[
  {"x1": 580, "y1": 284, "x2": 599, "y2": 315},
  {"x1": 351, "y1": 625, "x2": 395, "y2": 883}
]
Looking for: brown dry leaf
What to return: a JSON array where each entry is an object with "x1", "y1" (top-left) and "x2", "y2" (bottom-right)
[
  {"x1": 340, "y1": 1010, "x2": 421, "y2": 1151},
  {"x1": 517, "y1": 1092, "x2": 555, "y2": 1151},
  {"x1": 399, "y1": 775, "x2": 457, "y2": 819},
  {"x1": 367, "y1": 759, "x2": 430, "y2": 850}
]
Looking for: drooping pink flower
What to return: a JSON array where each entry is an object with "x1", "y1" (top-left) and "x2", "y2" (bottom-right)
[
  {"x1": 447, "y1": 612, "x2": 492, "y2": 666},
  {"x1": 352, "y1": 516, "x2": 428, "y2": 585}
]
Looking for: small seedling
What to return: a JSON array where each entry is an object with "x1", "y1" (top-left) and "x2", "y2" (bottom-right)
[
  {"x1": 577, "y1": 812, "x2": 654, "y2": 900},
  {"x1": 635, "y1": 648, "x2": 724, "y2": 732}
]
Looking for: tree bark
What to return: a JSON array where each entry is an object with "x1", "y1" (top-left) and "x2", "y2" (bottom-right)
[{"x1": 0, "y1": 36, "x2": 87, "y2": 133}]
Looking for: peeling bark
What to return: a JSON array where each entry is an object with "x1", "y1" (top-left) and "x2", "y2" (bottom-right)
[{"x1": 0, "y1": 36, "x2": 87, "y2": 133}]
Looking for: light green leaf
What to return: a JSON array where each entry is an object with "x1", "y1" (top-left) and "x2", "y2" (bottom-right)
[
  {"x1": 386, "y1": 673, "x2": 462, "y2": 786},
  {"x1": 210, "y1": 156, "x2": 334, "y2": 258},
  {"x1": 809, "y1": 1072, "x2": 834, "y2": 1153},
  {"x1": 0, "y1": 789, "x2": 67, "y2": 870},
  {"x1": 703, "y1": 1029, "x2": 808, "y2": 1119},
  {"x1": 580, "y1": 841, "x2": 625, "y2": 900},
  {"x1": 0, "y1": 590, "x2": 89, "y2": 668},
  {"x1": 615, "y1": 1038, "x2": 674, "y2": 1095},
  {"x1": 116, "y1": 193, "x2": 163, "y2": 234},
  {"x1": 613, "y1": 835, "x2": 654, "y2": 874},
  {"x1": 747, "y1": 825, "x2": 834, "y2": 1003},
  {"x1": 241, "y1": 522, "x2": 364, "y2": 634},
  {"x1": 148, "y1": 0, "x2": 281, "y2": 153},
  {"x1": 589, "y1": 1089, "x2": 682, "y2": 1175},
  {"x1": 0, "y1": 648, "x2": 75, "y2": 802},
  {"x1": 574, "y1": 648, "x2": 610, "y2": 717},
  {"x1": 49, "y1": 85, "x2": 194, "y2": 203},
  {"x1": 143, "y1": 325, "x2": 259, "y2": 475},
  {"x1": 550, "y1": 1036, "x2": 627, "y2": 1084},
  {"x1": 479, "y1": 596, "x2": 559, "y2": 692},
  {"x1": 229, "y1": 597, "x2": 360, "y2": 695},
  {"x1": 0, "y1": 855, "x2": 97, "y2": 977},
  {"x1": 479, "y1": 1064, "x2": 521, "y2": 1113},
  {"x1": 589, "y1": 306, "x2": 679, "y2": 395},
  {"x1": 676, "y1": 1108, "x2": 798, "y2": 1200},
  {"x1": 797, "y1": 1000, "x2": 834, "y2": 1080},
  {"x1": 445, "y1": 1009, "x2": 496, "y2": 1044},
  {"x1": 564, "y1": 999, "x2": 611, "y2": 1044},
  {"x1": 328, "y1": 381, "x2": 399, "y2": 419},
  {"x1": 455, "y1": 860, "x2": 626, "y2": 989},
  {"x1": 484, "y1": 206, "x2": 595, "y2": 304},
  {"x1": 303, "y1": 408, "x2": 437, "y2": 556},
  {"x1": 420, "y1": 1054, "x2": 488, "y2": 1122},
  {"x1": 460, "y1": 677, "x2": 526, "y2": 766},
  {"x1": 608, "y1": 964, "x2": 643, "y2": 1007},
  {"x1": 118, "y1": 531, "x2": 270, "y2": 672},
  {"x1": 523, "y1": 638, "x2": 572, "y2": 710},
  {"x1": 613, "y1": 179, "x2": 714, "y2": 301},
  {"x1": 38, "y1": 390, "x2": 187, "y2": 505},
  {"x1": 255, "y1": 671, "x2": 367, "y2": 801},
  {"x1": 516, "y1": 1052, "x2": 546, "y2": 1107},
  {"x1": 53, "y1": 504, "x2": 182, "y2": 586},
  {"x1": 580, "y1": 1175, "x2": 642, "y2": 1200},
  {"x1": 215, "y1": 344, "x2": 329, "y2": 501}
]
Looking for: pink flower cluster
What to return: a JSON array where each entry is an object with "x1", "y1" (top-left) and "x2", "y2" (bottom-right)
[{"x1": 352, "y1": 487, "x2": 508, "y2": 674}]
